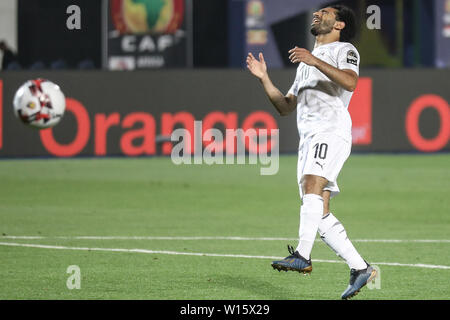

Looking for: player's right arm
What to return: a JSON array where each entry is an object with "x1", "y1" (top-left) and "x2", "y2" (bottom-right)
[{"x1": 246, "y1": 52, "x2": 296, "y2": 116}]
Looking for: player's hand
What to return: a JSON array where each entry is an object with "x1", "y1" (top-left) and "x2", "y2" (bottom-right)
[
  {"x1": 288, "y1": 47, "x2": 317, "y2": 66},
  {"x1": 246, "y1": 52, "x2": 267, "y2": 80}
]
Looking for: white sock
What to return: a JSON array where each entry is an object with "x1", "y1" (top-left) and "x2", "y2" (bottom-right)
[
  {"x1": 296, "y1": 194, "x2": 324, "y2": 260},
  {"x1": 318, "y1": 212, "x2": 367, "y2": 270}
]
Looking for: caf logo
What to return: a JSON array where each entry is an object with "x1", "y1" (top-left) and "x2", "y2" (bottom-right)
[{"x1": 111, "y1": 0, "x2": 184, "y2": 34}]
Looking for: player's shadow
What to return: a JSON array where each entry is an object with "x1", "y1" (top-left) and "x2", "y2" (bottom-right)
[{"x1": 213, "y1": 273, "x2": 309, "y2": 300}]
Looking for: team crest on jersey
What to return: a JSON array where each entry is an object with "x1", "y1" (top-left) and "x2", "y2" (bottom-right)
[{"x1": 346, "y1": 50, "x2": 358, "y2": 66}]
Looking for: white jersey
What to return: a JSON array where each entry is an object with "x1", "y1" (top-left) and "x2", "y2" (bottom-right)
[{"x1": 288, "y1": 41, "x2": 360, "y2": 142}]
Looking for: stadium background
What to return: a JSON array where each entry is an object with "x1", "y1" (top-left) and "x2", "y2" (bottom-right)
[
  {"x1": 0, "y1": 0, "x2": 449, "y2": 301},
  {"x1": 0, "y1": 0, "x2": 449, "y2": 156}
]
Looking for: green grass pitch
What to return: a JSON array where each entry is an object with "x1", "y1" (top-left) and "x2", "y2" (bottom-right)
[{"x1": 0, "y1": 154, "x2": 449, "y2": 300}]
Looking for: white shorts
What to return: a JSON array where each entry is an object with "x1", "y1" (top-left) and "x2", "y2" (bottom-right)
[{"x1": 297, "y1": 132, "x2": 351, "y2": 199}]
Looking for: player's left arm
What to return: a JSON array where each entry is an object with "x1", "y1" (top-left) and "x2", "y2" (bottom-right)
[{"x1": 288, "y1": 47, "x2": 358, "y2": 92}]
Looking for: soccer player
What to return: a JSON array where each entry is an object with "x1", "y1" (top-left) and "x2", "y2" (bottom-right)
[{"x1": 246, "y1": 5, "x2": 377, "y2": 299}]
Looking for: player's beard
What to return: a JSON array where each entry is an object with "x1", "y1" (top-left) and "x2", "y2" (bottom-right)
[{"x1": 310, "y1": 20, "x2": 334, "y2": 37}]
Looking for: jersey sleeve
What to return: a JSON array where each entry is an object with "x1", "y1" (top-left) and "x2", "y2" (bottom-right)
[
  {"x1": 287, "y1": 68, "x2": 300, "y2": 96},
  {"x1": 336, "y1": 43, "x2": 360, "y2": 75}
]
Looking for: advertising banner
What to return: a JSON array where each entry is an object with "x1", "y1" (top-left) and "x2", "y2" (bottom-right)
[
  {"x1": 230, "y1": 0, "x2": 330, "y2": 68},
  {"x1": 0, "y1": 69, "x2": 449, "y2": 157},
  {"x1": 435, "y1": 0, "x2": 450, "y2": 67},
  {"x1": 107, "y1": 0, "x2": 190, "y2": 70}
]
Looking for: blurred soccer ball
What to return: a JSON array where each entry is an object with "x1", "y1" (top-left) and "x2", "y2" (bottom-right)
[{"x1": 13, "y1": 79, "x2": 66, "y2": 129}]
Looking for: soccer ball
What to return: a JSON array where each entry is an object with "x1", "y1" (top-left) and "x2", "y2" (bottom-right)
[{"x1": 13, "y1": 79, "x2": 66, "y2": 129}]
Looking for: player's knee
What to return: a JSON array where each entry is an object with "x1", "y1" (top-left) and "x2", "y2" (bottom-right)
[
  {"x1": 322, "y1": 191, "x2": 331, "y2": 215},
  {"x1": 302, "y1": 175, "x2": 328, "y2": 195}
]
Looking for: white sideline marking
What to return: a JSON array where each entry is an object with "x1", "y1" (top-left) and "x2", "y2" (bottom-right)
[
  {"x1": 1, "y1": 235, "x2": 450, "y2": 243},
  {"x1": 0, "y1": 241, "x2": 449, "y2": 270}
]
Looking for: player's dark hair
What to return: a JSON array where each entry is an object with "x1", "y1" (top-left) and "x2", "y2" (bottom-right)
[{"x1": 331, "y1": 5, "x2": 356, "y2": 42}]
